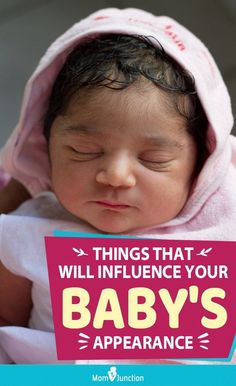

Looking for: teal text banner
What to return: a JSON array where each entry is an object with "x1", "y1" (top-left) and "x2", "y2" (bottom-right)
[{"x1": 1, "y1": 365, "x2": 236, "y2": 386}]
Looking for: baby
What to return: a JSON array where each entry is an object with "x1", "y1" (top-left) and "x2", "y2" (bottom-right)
[{"x1": 0, "y1": 8, "x2": 235, "y2": 364}]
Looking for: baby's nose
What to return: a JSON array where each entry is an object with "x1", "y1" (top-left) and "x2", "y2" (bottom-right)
[{"x1": 96, "y1": 154, "x2": 136, "y2": 188}]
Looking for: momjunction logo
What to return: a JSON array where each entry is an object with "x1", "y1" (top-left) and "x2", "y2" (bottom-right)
[{"x1": 92, "y1": 367, "x2": 144, "y2": 383}]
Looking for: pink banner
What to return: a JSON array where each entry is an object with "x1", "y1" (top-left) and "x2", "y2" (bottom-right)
[{"x1": 45, "y1": 237, "x2": 236, "y2": 360}]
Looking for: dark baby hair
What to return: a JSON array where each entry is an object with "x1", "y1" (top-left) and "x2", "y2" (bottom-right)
[{"x1": 44, "y1": 34, "x2": 209, "y2": 173}]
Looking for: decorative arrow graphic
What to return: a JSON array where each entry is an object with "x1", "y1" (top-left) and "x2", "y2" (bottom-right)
[
  {"x1": 196, "y1": 248, "x2": 212, "y2": 257},
  {"x1": 72, "y1": 247, "x2": 88, "y2": 257}
]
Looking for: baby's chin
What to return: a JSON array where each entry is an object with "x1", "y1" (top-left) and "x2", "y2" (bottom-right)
[
  {"x1": 89, "y1": 221, "x2": 133, "y2": 235},
  {"x1": 84, "y1": 217, "x2": 138, "y2": 235},
  {"x1": 78, "y1": 212, "x2": 165, "y2": 235}
]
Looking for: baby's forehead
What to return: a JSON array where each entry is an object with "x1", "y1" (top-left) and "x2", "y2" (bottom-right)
[
  {"x1": 66, "y1": 80, "x2": 187, "y2": 126},
  {"x1": 55, "y1": 88, "x2": 189, "y2": 151}
]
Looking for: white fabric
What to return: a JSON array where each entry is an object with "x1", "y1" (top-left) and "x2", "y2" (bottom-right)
[{"x1": 0, "y1": 192, "x2": 94, "y2": 363}]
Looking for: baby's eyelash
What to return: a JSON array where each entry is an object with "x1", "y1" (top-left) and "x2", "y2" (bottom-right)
[
  {"x1": 139, "y1": 158, "x2": 170, "y2": 164},
  {"x1": 76, "y1": 151, "x2": 102, "y2": 155},
  {"x1": 139, "y1": 158, "x2": 171, "y2": 170},
  {"x1": 70, "y1": 146, "x2": 102, "y2": 154},
  {"x1": 69, "y1": 147, "x2": 103, "y2": 160}
]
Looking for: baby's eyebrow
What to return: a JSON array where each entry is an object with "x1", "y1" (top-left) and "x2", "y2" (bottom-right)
[
  {"x1": 142, "y1": 136, "x2": 184, "y2": 149},
  {"x1": 63, "y1": 125, "x2": 98, "y2": 135},
  {"x1": 62, "y1": 125, "x2": 184, "y2": 149}
]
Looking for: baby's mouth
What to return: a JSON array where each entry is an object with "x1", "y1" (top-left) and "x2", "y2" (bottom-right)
[{"x1": 93, "y1": 200, "x2": 131, "y2": 209}]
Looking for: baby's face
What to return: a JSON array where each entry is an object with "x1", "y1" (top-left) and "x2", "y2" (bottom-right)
[{"x1": 49, "y1": 81, "x2": 197, "y2": 233}]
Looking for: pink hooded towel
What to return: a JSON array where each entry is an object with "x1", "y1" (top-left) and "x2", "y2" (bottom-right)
[{"x1": 0, "y1": 7, "x2": 235, "y2": 363}]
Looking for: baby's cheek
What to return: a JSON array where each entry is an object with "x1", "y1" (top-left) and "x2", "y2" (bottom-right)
[{"x1": 147, "y1": 177, "x2": 189, "y2": 213}]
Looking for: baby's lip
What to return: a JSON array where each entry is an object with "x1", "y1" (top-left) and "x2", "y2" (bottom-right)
[{"x1": 93, "y1": 200, "x2": 131, "y2": 209}]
